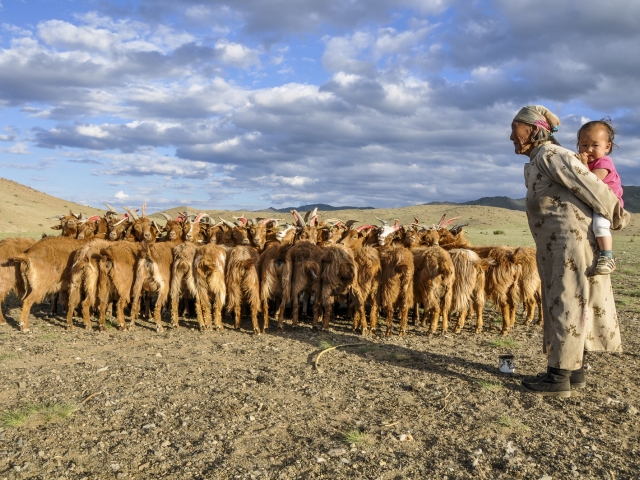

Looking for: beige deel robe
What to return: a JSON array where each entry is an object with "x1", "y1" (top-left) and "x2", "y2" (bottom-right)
[{"x1": 524, "y1": 142, "x2": 630, "y2": 370}]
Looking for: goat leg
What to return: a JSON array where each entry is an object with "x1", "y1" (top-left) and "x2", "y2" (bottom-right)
[
  {"x1": 18, "y1": 295, "x2": 35, "y2": 332},
  {"x1": 454, "y1": 308, "x2": 468, "y2": 334},
  {"x1": 398, "y1": 304, "x2": 409, "y2": 336},
  {"x1": 170, "y1": 296, "x2": 180, "y2": 329}
]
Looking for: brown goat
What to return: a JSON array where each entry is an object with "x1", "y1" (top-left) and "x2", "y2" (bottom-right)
[
  {"x1": 96, "y1": 242, "x2": 143, "y2": 329},
  {"x1": 225, "y1": 245, "x2": 261, "y2": 333},
  {"x1": 0, "y1": 237, "x2": 37, "y2": 325},
  {"x1": 130, "y1": 239, "x2": 180, "y2": 332},
  {"x1": 11, "y1": 236, "x2": 92, "y2": 331},
  {"x1": 193, "y1": 244, "x2": 227, "y2": 330},
  {"x1": 315, "y1": 244, "x2": 357, "y2": 330},
  {"x1": 513, "y1": 246, "x2": 542, "y2": 326},
  {"x1": 412, "y1": 246, "x2": 455, "y2": 334},
  {"x1": 378, "y1": 245, "x2": 414, "y2": 336},
  {"x1": 471, "y1": 246, "x2": 521, "y2": 335},
  {"x1": 448, "y1": 249, "x2": 491, "y2": 333},
  {"x1": 339, "y1": 227, "x2": 380, "y2": 335}
]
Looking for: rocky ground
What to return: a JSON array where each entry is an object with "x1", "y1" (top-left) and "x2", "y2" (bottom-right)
[{"x1": 1, "y1": 294, "x2": 639, "y2": 480}]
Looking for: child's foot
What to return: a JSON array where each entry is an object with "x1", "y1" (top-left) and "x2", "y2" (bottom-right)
[{"x1": 594, "y1": 256, "x2": 616, "y2": 275}]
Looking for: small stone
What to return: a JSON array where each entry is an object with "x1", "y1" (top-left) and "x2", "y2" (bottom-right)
[
  {"x1": 142, "y1": 423, "x2": 156, "y2": 430},
  {"x1": 625, "y1": 405, "x2": 638, "y2": 416},
  {"x1": 13, "y1": 466, "x2": 21, "y2": 472},
  {"x1": 138, "y1": 463, "x2": 150, "y2": 471},
  {"x1": 316, "y1": 457, "x2": 326, "y2": 463},
  {"x1": 96, "y1": 366, "x2": 109, "y2": 373},
  {"x1": 327, "y1": 448, "x2": 347, "y2": 457},
  {"x1": 38, "y1": 450, "x2": 45, "y2": 458},
  {"x1": 379, "y1": 460, "x2": 387, "y2": 466},
  {"x1": 117, "y1": 474, "x2": 128, "y2": 479},
  {"x1": 178, "y1": 447, "x2": 187, "y2": 455},
  {"x1": 538, "y1": 476, "x2": 552, "y2": 480},
  {"x1": 340, "y1": 458, "x2": 351, "y2": 464},
  {"x1": 398, "y1": 433, "x2": 413, "y2": 442},
  {"x1": 156, "y1": 353, "x2": 162, "y2": 357},
  {"x1": 110, "y1": 463, "x2": 120, "y2": 471},
  {"x1": 248, "y1": 415, "x2": 255, "y2": 421},
  {"x1": 161, "y1": 440, "x2": 171, "y2": 447}
]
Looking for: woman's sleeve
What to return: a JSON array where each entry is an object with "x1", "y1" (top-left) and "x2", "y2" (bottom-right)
[{"x1": 533, "y1": 146, "x2": 630, "y2": 230}]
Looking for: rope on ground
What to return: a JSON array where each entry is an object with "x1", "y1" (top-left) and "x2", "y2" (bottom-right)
[
  {"x1": 82, "y1": 391, "x2": 102, "y2": 404},
  {"x1": 314, "y1": 343, "x2": 365, "y2": 370}
]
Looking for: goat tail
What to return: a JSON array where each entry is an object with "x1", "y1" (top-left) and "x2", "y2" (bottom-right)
[{"x1": 301, "y1": 260, "x2": 319, "y2": 280}]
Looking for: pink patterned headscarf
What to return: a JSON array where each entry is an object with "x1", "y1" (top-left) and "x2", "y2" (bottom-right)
[{"x1": 513, "y1": 105, "x2": 561, "y2": 133}]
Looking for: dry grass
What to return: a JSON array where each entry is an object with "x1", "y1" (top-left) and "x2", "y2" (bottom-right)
[{"x1": 1, "y1": 402, "x2": 78, "y2": 428}]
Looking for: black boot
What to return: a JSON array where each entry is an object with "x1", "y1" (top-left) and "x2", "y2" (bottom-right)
[
  {"x1": 522, "y1": 367, "x2": 571, "y2": 397},
  {"x1": 529, "y1": 366, "x2": 586, "y2": 389},
  {"x1": 570, "y1": 367, "x2": 586, "y2": 389}
]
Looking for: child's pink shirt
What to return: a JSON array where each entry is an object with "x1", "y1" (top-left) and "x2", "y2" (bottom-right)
[{"x1": 588, "y1": 155, "x2": 624, "y2": 208}]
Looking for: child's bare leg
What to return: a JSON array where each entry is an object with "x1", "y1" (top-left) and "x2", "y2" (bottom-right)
[{"x1": 596, "y1": 236, "x2": 612, "y2": 252}]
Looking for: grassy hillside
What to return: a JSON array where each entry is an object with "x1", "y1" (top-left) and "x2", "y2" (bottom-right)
[{"x1": 2, "y1": 178, "x2": 639, "y2": 242}]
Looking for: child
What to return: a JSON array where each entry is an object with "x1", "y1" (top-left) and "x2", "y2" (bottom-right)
[{"x1": 576, "y1": 118, "x2": 624, "y2": 275}]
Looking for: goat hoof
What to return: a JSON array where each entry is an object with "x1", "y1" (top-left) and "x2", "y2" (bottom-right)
[
  {"x1": 253, "y1": 329, "x2": 261, "y2": 335},
  {"x1": 474, "y1": 327, "x2": 482, "y2": 334},
  {"x1": 454, "y1": 327, "x2": 462, "y2": 334},
  {"x1": 156, "y1": 326, "x2": 164, "y2": 333},
  {"x1": 399, "y1": 330, "x2": 406, "y2": 336},
  {"x1": 99, "y1": 326, "x2": 106, "y2": 332},
  {"x1": 66, "y1": 325, "x2": 74, "y2": 331},
  {"x1": 84, "y1": 325, "x2": 92, "y2": 332}
]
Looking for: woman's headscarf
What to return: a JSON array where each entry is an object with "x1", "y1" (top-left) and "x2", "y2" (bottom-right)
[{"x1": 513, "y1": 105, "x2": 561, "y2": 133}]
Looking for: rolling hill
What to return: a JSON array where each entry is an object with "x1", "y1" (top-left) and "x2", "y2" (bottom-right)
[{"x1": 1, "y1": 178, "x2": 638, "y2": 241}]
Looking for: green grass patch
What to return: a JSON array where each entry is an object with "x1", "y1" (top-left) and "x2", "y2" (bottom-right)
[
  {"x1": 496, "y1": 415, "x2": 530, "y2": 431},
  {"x1": 1, "y1": 402, "x2": 78, "y2": 428},
  {"x1": 0, "y1": 354, "x2": 17, "y2": 363},
  {"x1": 318, "y1": 339, "x2": 336, "y2": 350},
  {"x1": 474, "y1": 379, "x2": 503, "y2": 391},
  {"x1": 488, "y1": 337, "x2": 518, "y2": 348},
  {"x1": 343, "y1": 428, "x2": 372, "y2": 447}
]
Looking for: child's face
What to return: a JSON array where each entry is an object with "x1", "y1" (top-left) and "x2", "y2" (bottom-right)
[{"x1": 578, "y1": 126, "x2": 612, "y2": 163}]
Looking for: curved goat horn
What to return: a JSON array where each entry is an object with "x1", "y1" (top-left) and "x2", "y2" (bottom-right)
[
  {"x1": 123, "y1": 206, "x2": 139, "y2": 221},
  {"x1": 374, "y1": 215, "x2": 388, "y2": 226},
  {"x1": 436, "y1": 213, "x2": 447, "y2": 229},
  {"x1": 159, "y1": 212, "x2": 172, "y2": 221},
  {"x1": 104, "y1": 202, "x2": 118, "y2": 213},
  {"x1": 219, "y1": 217, "x2": 236, "y2": 229},
  {"x1": 291, "y1": 210, "x2": 305, "y2": 228}
]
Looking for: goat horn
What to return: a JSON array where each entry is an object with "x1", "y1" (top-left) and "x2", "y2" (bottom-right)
[
  {"x1": 413, "y1": 217, "x2": 419, "y2": 225},
  {"x1": 345, "y1": 220, "x2": 360, "y2": 228},
  {"x1": 104, "y1": 202, "x2": 118, "y2": 213},
  {"x1": 441, "y1": 217, "x2": 461, "y2": 227},
  {"x1": 113, "y1": 215, "x2": 128, "y2": 226},
  {"x1": 436, "y1": 213, "x2": 447, "y2": 229},
  {"x1": 48, "y1": 215, "x2": 65, "y2": 220},
  {"x1": 219, "y1": 217, "x2": 236, "y2": 229},
  {"x1": 71, "y1": 211, "x2": 80, "y2": 219},
  {"x1": 151, "y1": 220, "x2": 161, "y2": 233},
  {"x1": 123, "y1": 207, "x2": 139, "y2": 221},
  {"x1": 373, "y1": 215, "x2": 388, "y2": 226},
  {"x1": 291, "y1": 210, "x2": 305, "y2": 228},
  {"x1": 141, "y1": 203, "x2": 147, "y2": 218},
  {"x1": 159, "y1": 212, "x2": 172, "y2": 221}
]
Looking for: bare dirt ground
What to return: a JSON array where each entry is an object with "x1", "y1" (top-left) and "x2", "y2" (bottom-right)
[{"x1": 1, "y1": 291, "x2": 639, "y2": 480}]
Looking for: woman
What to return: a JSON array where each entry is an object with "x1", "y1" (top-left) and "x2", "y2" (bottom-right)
[{"x1": 510, "y1": 105, "x2": 630, "y2": 397}]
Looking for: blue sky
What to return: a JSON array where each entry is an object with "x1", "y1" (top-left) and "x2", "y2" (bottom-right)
[{"x1": 1, "y1": 0, "x2": 639, "y2": 211}]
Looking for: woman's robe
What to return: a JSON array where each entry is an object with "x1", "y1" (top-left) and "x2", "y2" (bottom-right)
[{"x1": 524, "y1": 142, "x2": 630, "y2": 369}]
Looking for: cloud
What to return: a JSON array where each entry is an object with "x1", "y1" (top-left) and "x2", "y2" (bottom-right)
[
  {"x1": 1, "y1": 142, "x2": 31, "y2": 154},
  {"x1": 114, "y1": 190, "x2": 129, "y2": 199},
  {"x1": 68, "y1": 158, "x2": 102, "y2": 164}
]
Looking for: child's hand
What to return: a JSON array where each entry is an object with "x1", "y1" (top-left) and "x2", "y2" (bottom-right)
[{"x1": 577, "y1": 152, "x2": 590, "y2": 166}]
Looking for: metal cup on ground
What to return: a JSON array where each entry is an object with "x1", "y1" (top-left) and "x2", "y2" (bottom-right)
[{"x1": 498, "y1": 354, "x2": 515, "y2": 374}]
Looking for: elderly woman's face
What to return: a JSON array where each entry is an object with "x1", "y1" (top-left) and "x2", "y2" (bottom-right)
[{"x1": 510, "y1": 121, "x2": 537, "y2": 156}]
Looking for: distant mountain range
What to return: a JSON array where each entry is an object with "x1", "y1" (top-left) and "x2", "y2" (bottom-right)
[
  {"x1": 264, "y1": 203, "x2": 375, "y2": 213},
  {"x1": 268, "y1": 186, "x2": 640, "y2": 213}
]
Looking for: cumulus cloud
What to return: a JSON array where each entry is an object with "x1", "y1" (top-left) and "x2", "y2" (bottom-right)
[{"x1": 1, "y1": 1, "x2": 639, "y2": 209}]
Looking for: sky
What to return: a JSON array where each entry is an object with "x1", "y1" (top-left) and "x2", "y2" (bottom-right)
[{"x1": 1, "y1": 0, "x2": 639, "y2": 212}]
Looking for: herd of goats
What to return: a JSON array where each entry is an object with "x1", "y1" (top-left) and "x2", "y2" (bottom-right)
[{"x1": 0, "y1": 203, "x2": 542, "y2": 337}]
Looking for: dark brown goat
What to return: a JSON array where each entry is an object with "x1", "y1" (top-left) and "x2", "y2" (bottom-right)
[{"x1": 316, "y1": 244, "x2": 357, "y2": 330}]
